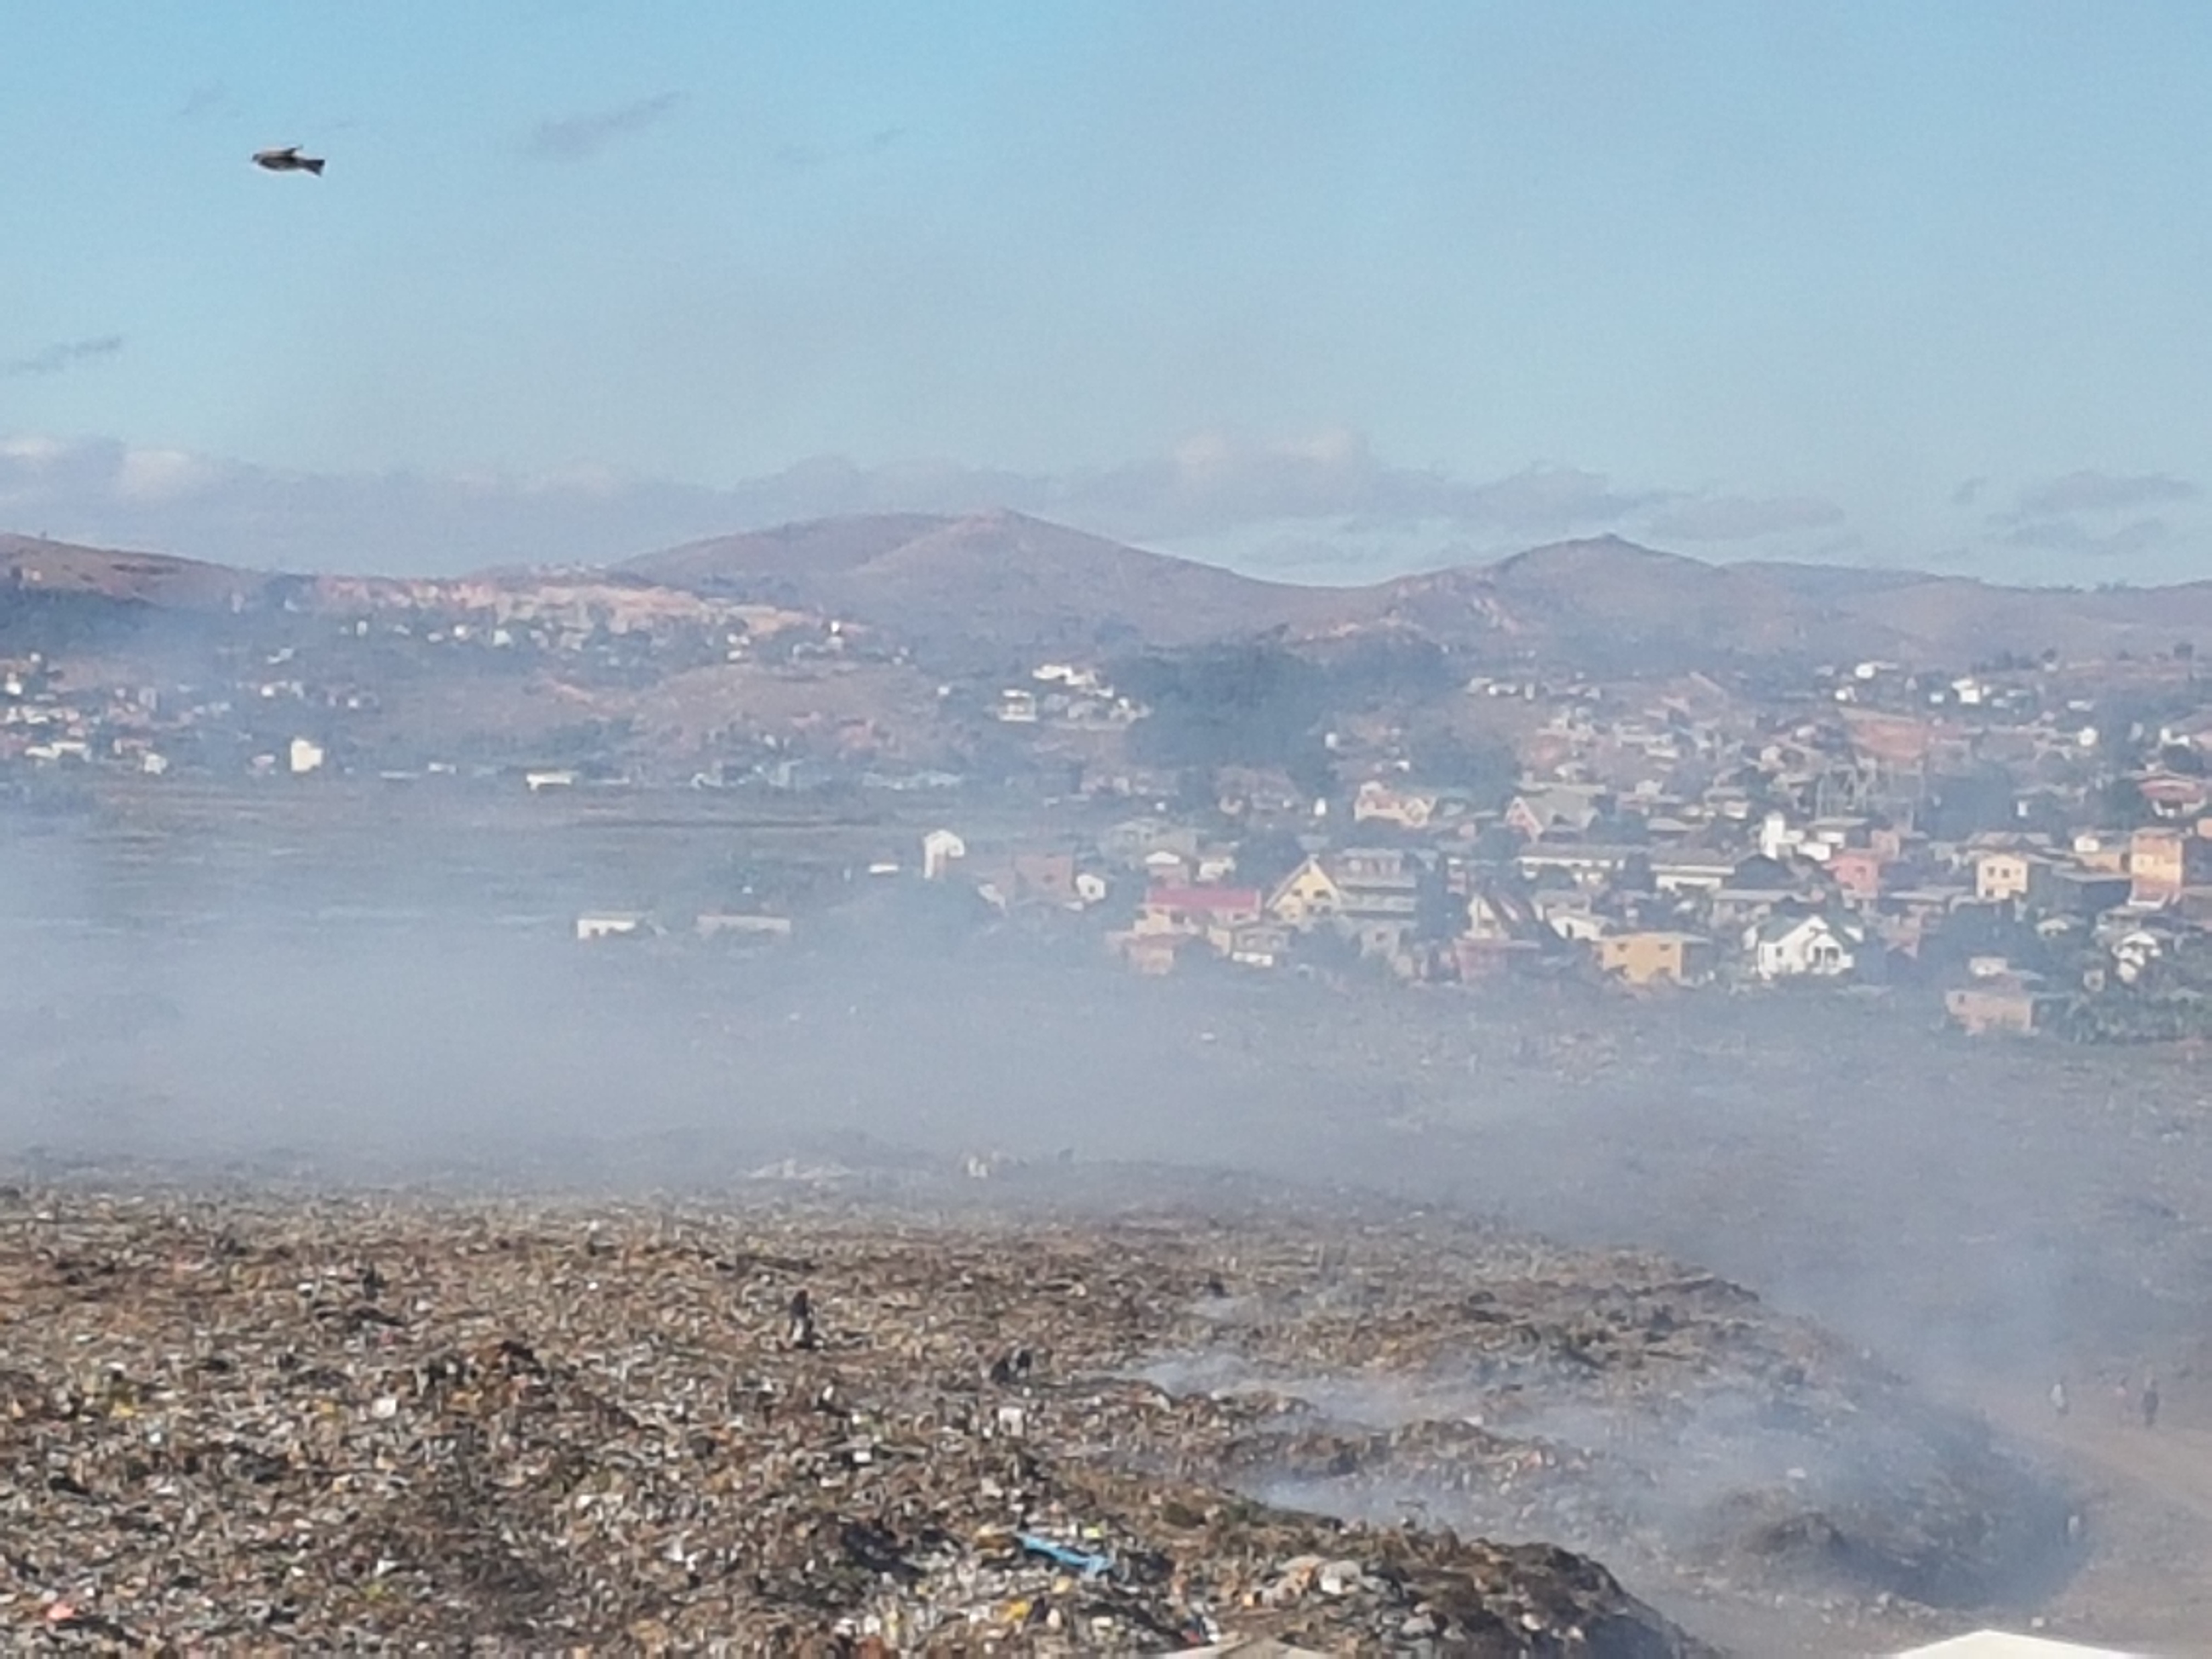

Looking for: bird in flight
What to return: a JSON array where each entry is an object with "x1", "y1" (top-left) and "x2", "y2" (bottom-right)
[{"x1": 252, "y1": 146, "x2": 326, "y2": 176}]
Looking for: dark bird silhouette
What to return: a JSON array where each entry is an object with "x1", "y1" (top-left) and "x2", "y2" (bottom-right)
[{"x1": 252, "y1": 146, "x2": 326, "y2": 176}]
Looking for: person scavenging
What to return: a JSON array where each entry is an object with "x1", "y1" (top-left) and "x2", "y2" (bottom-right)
[{"x1": 786, "y1": 1288, "x2": 819, "y2": 1350}]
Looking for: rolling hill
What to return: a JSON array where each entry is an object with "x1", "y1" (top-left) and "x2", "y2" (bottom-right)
[
  {"x1": 0, "y1": 533, "x2": 273, "y2": 610},
  {"x1": 619, "y1": 510, "x2": 1343, "y2": 653},
  {"x1": 623, "y1": 515, "x2": 2212, "y2": 668},
  {"x1": 1365, "y1": 537, "x2": 1896, "y2": 667},
  {"x1": 8, "y1": 512, "x2": 2212, "y2": 673}
]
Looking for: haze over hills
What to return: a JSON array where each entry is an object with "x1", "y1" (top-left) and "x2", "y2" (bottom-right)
[{"x1": 9, "y1": 512, "x2": 2212, "y2": 670}]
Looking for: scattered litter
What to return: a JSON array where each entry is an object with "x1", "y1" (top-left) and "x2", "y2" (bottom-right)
[{"x1": 0, "y1": 1184, "x2": 2059, "y2": 1651}]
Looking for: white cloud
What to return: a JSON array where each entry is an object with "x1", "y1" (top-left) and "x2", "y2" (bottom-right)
[
  {"x1": 2000, "y1": 515, "x2": 2175, "y2": 561},
  {"x1": 0, "y1": 435, "x2": 67, "y2": 467},
  {"x1": 116, "y1": 447, "x2": 217, "y2": 501},
  {"x1": 1647, "y1": 494, "x2": 1845, "y2": 542},
  {"x1": 0, "y1": 428, "x2": 1687, "y2": 575},
  {"x1": 1054, "y1": 433, "x2": 1661, "y2": 540},
  {"x1": 2014, "y1": 470, "x2": 2197, "y2": 518},
  {"x1": 1978, "y1": 467, "x2": 2204, "y2": 568},
  {"x1": 15, "y1": 428, "x2": 2186, "y2": 585}
]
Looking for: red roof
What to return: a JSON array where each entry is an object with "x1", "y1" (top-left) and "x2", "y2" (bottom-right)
[{"x1": 2141, "y1": 776, "x2": 2209, "y2": 804}]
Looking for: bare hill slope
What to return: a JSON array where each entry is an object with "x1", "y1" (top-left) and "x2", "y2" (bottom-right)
[
  {"x1": 0, "y1": 533, "x2": 269, "y2": 610},
  {"x1": 621, "y1": 510, "x2": 1340, "y2": 650}
]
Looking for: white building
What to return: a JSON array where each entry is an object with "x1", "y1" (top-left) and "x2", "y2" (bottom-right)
[
  {"x1": 921, "y1": 827, "x2": 968, "y2": 881},
  {"x1": 287, "y1": 737, "x2": 325, "y2": 775},
  {"x1": 575, "y1": 911, "x2": 650, "y2": 942},
  {"x1": 1141, "y1": 847, "x2": 1192, "y2": 884},
  {"x1": 1747, "y1": 913, "x2": 1860, "y2": 979},
  {"x1": 1758, "y1": 810, "x2": 1803, "y2": 862},
  {"x1": 1031, "y1": 662, "x2": 1103, "y2": 692}
]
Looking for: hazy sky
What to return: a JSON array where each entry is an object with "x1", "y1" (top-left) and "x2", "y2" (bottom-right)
[{"x1": 4, "y1": 3, "x2": 2211, "y2": 582}]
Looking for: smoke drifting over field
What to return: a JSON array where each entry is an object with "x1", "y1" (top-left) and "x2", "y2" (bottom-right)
[
  {"x1": 7, "y1": 805, "x2": 2210, "y2": 1383},
  {"x1": 6, "y1": 799, "x2": 2212, "y2": 1647}
]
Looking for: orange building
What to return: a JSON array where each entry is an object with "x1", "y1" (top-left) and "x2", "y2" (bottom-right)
[
  {"x1": 2130, "y1": 827, "x2": 2212, "y2": 905},
  {"x1": 1595, "y1": 931, "x2": 1712, "y2": 988}
]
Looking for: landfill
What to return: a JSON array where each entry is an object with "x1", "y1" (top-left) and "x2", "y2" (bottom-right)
[{"x1": 0, "y1": 1180, "x2": 2063, "y2": 1653}]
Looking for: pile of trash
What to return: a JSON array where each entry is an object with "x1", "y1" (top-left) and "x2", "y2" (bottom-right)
[
  {"x1": 1140, "y1": 1233, "x2": 2078, "y2": 1615},
  {"x1": 0, "y1": 1183, "x2": 2051, "y2": 1652}
]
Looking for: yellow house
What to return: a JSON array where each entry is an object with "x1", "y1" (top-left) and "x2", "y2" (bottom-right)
[
  {"x1": 1352, "y1": 780, "x2": 1437, "y2": 830},
  {"x1": 1594, "y1": 930, "x2": 1711, "y2": 988},
  {"x1": 1267, "y1": 855, "x2": 1346, "y2": 929},
  {"x1": 1974, "y1": 850, "x2": 2032, "y2": 904}
]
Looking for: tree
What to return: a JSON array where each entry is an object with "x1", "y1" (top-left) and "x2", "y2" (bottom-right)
[
  {"x1": 1235, "y1": 828, "x2": 1311, "y2": 891},
  {"x1": 1117, "y1": 643, "x2": 1330, "y2": 772},
  {"x1": 1172, "y1": 766, "x2": 1220, "y2": 817},
  {"x1": 1406, "y1": 729, "x2": 1518, "y2": 803},
  {"x1": 1922, "y1": 768, "x2": 2022, "y2": 838}
]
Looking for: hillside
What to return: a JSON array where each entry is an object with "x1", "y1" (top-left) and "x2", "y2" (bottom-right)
[
  {"x1": 619, "y1": 513, "x2": 954, "y2": 594},
  {"x1": 622, "y1": 516, "x2": 2212, "y2": 669},
  {"x1": 1832, "y1": 573, "x2": 2212, "y2": 663},
  {"x1": 0, "y1": 534, "x2": 270, "y2": 610},
  {"x1": 1361, "y1": 537, "x2": 1903, "y2": 667},
  {"x1": 8, "y1": 512, "x2": 2212, "y2": 673},
  {"x1": 620, "y1": 510, "x2": 1340, "y2": 653}
]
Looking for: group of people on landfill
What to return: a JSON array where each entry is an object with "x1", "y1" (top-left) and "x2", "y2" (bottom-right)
[{"x1": 2049, "y1": 1374, "x2": 2159, "y2": 1428}]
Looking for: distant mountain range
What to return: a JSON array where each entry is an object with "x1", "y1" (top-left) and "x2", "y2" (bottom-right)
[
  {"x1": 9, "y1": 512, "x2": 2212, "y2": 669},
  {"x1": 621, "y1": 511, "x2": 2212, "y2": 669}
]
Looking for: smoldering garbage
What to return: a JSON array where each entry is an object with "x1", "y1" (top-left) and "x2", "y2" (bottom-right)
[{"x1": 0, "y1": 1185, "x2": 2066, "y2": 1654}]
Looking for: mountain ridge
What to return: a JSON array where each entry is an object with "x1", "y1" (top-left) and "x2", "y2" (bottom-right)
[{"x1": 8, "y1": 514, "x2": 2212, "y2": 668}]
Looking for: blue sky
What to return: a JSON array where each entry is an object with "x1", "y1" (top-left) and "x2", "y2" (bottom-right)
[{"x1": 4, "y1": 2, "x2": 2210, "y2": 582}]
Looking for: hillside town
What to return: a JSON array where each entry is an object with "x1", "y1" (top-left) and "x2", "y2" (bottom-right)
[
  {"x1": 8, "y1": 548, "x2": 2212, "y2": 1045},
  {"x1": 947, "y1": 702, "x2": 2212, "y2": 1047}
]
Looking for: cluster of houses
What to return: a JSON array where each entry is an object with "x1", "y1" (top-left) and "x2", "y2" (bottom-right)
[
  {"x1": 17, "y1": 568, "x2": 2212, "y2": 1048},
  {"x1": 1053, "y1": 761, "x2": 2212, "y2": 1040},
  {"x1": 0, "y1": 641, "x2": 374, "y2": 778},
  {"x1": 551, "y1": 642, "x2": 2212, "y2": 1047},
  {"x1": 994, "y1": 663, "x2": 1145, "y2": 730},
  {"x1": 0, "y1": 574, "x2": 900, "y2": 785}
]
